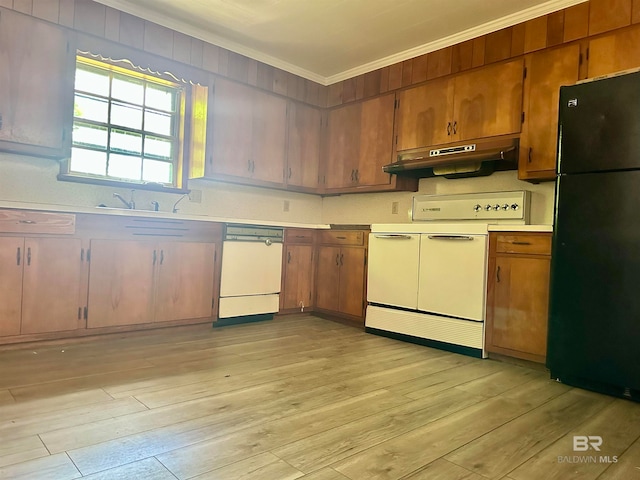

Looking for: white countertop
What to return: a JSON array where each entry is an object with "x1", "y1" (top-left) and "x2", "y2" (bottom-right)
[
  {"x1": 0, "y1": 200, "x2": 329, "y2": 229},
  {"x1": 487, "y1": 224, "x2": 553, "y2": 232}
]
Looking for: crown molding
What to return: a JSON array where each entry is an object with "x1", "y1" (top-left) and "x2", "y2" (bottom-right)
[{"x1": 94, "y1": 0, "x2": 587, "y2": 87}]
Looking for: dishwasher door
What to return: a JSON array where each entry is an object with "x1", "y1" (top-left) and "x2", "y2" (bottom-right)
[
  {"x1": 219, "y1": 240, "x2": 283, "y2": 318},
  {"x1": 367, "y1": 233, "x2": 420, "y2": 309},
  {"x1": 418, "y1": 233, "x2": 487, "y2": 321}
]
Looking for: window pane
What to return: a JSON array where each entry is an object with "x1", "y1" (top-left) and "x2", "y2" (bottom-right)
[
  {"x1": 73, "y1": 123, "x2": 108, "y2": 149},
  {"x1": 146, "y1": 84, "x2": 176, "y2": 112},
  {"x1": 144, "y1": 110, "x2": 172, "y2": 135},
  {"x1": 75, "y1": 66, "x2": 109, "y2": 96},
  {"x1": 70, "y1": 147, "x2": 107, "y2": 175},
  {"x1": 111, "y1": 129, "x2": 142, "y2": 155},
  {"x1": 112, "y1": 74, "x2": 144, "y2": 105},
  {"x1": 111, "y1": 102, "x2": 143, "y2": 130},
  {"x1": 74, "y1": 94, "x2": 108, "y2": 123},
  {"x1": 144, "y1": 136, "x2": 172, "y2": 160},
  {"x1": 143, "y1": 159, "x2": 173, "y2": 184},
  {"x1": 108, "y1": 153, "x2": 142, "y2": 181}
]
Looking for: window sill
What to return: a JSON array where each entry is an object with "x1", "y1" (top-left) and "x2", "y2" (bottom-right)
[{"x1": 57, "y1": 174, "x2": 190, "y2": 194}]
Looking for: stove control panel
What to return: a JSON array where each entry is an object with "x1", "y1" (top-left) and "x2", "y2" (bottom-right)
[{"x1": 412, "y1": 191, "x2": 531, "y2": 223}]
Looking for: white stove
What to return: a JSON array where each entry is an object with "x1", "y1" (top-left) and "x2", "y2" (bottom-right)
[{"x1": 365, "y1": 191, "x2": 530, "y2": 358}]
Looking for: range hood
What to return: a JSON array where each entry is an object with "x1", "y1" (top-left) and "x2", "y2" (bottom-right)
[{"x1": 383, "y1": 137, "x2": 519, "y2": 179}]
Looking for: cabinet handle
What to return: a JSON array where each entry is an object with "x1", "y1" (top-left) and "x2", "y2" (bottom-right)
[
  {"x1": 0, "y1": 113, "x2": 2, "y2": 130},
  {"x1": 512, "y1": 241, "x2": 532, "y2": 245},
  {"x1": 160, "y1": 250, "x2": 164, "y2": 265},
  {"x1": 340, "y1": 253, "x2": 344, "y2": 266},
  {"x1": 247, "y1": 159, "x2": 252, "y2": 172},
  {"x1": 16, "y1": 247, "x2": 21, "y2": 266},
  {"x1": 288, "y1": 167, "x2": 292, "y2": 179},
  {"x1": 350, "y1": 169, "x2": 355, "y2": 181},
  {"x1": 19, "y1": 220, "x2": 36, "y2": 224},
  {"x1": 497, "y1": 265, "x2": 501, "y2": 283},
  {"x1": 27, "y1": 247, "x2": 31, "y2": 266},
  {"x1": 287, "y1": 251, "x2": 291, "y2": 264},
  {"x1": 453, "y1": 121, "x2": 457, "y2": 134},
  {"x1": 336, "y1": 236, "x2": 347, "y2": 240},
  {"x1": 447, "y1": 122, "x2": 451, "y2": 135},
  {"x1": 335, "y1": 254, "x2": 339, "y2": 266},
  {"x1": 295, "y1": 235, "x2": 306, "y2": 238},
  {"x1": 251, "y1": 160, "x2": 255, "y2": 173},
  {"x1": 355, "y1": 169, "x2": 359, "y2": 183},
  {"x1": 153, "y1": 250, "x2": 157, "y2": 265},
  {"x1": 528, "y1": 147, "x2": 533, "y2": 163}
]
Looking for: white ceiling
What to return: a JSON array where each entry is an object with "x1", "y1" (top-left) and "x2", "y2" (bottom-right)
[{"x1": 95, "y1": 0, "x2": 587, "y2": 85}]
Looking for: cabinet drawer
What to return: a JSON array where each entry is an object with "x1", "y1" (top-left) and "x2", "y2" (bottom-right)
[
  {"x1": 284, "y1": 228, "x2": 315, "y2": 244},
  {"x1": 318, "y1": 230, "x2": 365, "y2": 246},
  {"x1": 0, "y1": 209, "x2": 75, "y2": 234},
  {"x1": 495, "y1": 233, "x2": 551, "y2": 255}
]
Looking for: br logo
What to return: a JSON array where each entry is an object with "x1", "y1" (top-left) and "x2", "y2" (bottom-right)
[{"x1": 573, "y1": 435, "x2": 602, "y2": 452}]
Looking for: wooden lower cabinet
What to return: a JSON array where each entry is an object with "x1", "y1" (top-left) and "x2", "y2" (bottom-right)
[
  {"x1": 485, "y1": 232, "x2": 552, "y2": 363},
  {"x1": 87, "y1": 239, "x2": 216, "y2": 328},
  {"x1": 0, "y1": 236, "x2": 83, "y2": 336},
  {"x1": 315, "y1": 230, "x2": 368, "y2": 323},
  {"x1": 281, "y1": 244, "x2": 314, "y2": 311}
]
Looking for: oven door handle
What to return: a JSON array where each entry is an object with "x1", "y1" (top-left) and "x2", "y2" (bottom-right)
[
  {"x1": 373, "y1": 234, "x2": 413, "y2": 239},
  {"x1": 427, "y1": 235, "x2": 475, "y2": 241}
]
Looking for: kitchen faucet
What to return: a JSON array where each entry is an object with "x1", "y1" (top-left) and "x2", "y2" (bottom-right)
[
  {"x1": 113, "y1": 190, "x2": 135, "y2": 209},
  {"x1": 172, "y1": 193, "x2": 190, "y2": 213}
]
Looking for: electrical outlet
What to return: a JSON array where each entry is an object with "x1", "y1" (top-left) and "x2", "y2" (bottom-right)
[
  {"x1": 283, "y1": 200, "x2": 290, "y2": 212},
  {"x1": 391, "y1": 201, "x2": 399, "y2": 214},
  {"x1": 189, "y1": 189, "x2": 202, "y2": 203}
]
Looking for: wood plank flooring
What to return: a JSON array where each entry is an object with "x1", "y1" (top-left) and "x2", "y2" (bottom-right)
[{"x1": 0, "y1": 314, "x2": 638, "y2": 479}]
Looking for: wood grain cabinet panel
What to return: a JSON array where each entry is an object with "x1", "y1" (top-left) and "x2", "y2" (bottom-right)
[
  {"x1": 519, "y1": 44, "x2": 580, "y2": 182},
  {"x1": 251, "y1": 89, "x2": 287, "y2": 184},
  {"x1": 587, "y1": 24, "x2": 640, "y2": 77},
  {"x1": 286, "y1": 102, "x2": 321, "y2": 190},
  {"x1": 315, "y1": 245, "x2": 341, "y2": 312},
  {"x1": 325, "y1": 102, "x2": 361, "y2": 189},
  {"x1": 0, "y1": 8, "x2": 73, "y2": 158},
  {"x1": 281, "y1": 244, "x2": 314, "y2": 311},
  {"x1": 486, "y1": 232, "x2": 552, "y2": 363},
  {"x1": 589, "y1": 0, "x2": 632, "y2": 36},
  {"x1": 0, "y1": 237, "x2": 24, "y2": 336}
]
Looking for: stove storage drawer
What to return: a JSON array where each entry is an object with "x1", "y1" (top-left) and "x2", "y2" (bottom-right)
[
  {"x1": 494, "y1": 233, "x2": 551, "y2": 255},
  {"x1": 318, "y1": 230, "x2": 365, "y2": 246}
]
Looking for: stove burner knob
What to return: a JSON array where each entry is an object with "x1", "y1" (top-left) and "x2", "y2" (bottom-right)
[
  {"x1": 485, "y1": 204, "x2": 492, "y2": 211},
  {"x1": 502, "y1": 204, "x2": 510, "y2": 210},
  {"x1": 473, "y1": 204, "x2": 482, "y2": 212},
  {"x1": 511, "y1": 203, "x2": 519, "y2": 210},
  {"x1": 493, "y1": 204, "x2": 501, "y2": 211}
]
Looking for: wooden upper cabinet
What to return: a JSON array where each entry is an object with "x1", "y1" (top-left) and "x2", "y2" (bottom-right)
[
  {"x1": 587, "y1": 24, "x2": 640, "y2": 78},
  {"x1": 209, "y1": 78, "x2": 254, "y2": 178},
  {"x1": 588, "y1": 0, "x2": 632, "y2": 36},
  {"x1": 325, "y1": 102, "x2": 361, "y2": 189},
  {"x1": 207, "y1": 77, "x2": 286, "y2": 185},
  {"x1": 519, "y1": 44, "x2": 581, "y2": 182},
  {"x1": 452, "y1": 59, "x2": 524, "y2": 142},
  {"x1": 395, "y1": 77, "x2": 454, "y2": 151},
  {"x1": 0, "y1": 8, "x2": 74, "y2": 158},
  {"x1": 325, "y1": 93, "x2": 395, "y2": 190},
  {"x1": 286, "y1": 102, "x2": 321, "y2": 190},
  {"x1": 394, "y1": 59, "x2": 523, "y2": 151},
  {"x1": 357, "y1": 93, "x2": 395, "y2": 187}
]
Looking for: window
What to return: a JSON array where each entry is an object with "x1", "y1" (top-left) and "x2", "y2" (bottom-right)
[{"x1": 61, "y1": 53, "x2": 208, "y2": 191}]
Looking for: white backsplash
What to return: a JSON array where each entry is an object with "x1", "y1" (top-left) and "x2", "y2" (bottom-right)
[{"x1": 321, "y1": 171, "x2": 556, "y2": 226}]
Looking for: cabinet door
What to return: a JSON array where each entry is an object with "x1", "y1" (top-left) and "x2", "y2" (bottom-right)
[
  {"x1": 325, "y1": 103, "x2": 360, "y2": 188},
  {"x1": 252, "y1": 90, "x2": 287, "y2": 184},
  {"x1": 357, "y1": 93, "x2": 395, "y2": 187},
  {"x1": 281, "y1": 245, "x2": 314, "y2": 310},
  {"x1": 395, "y1": 77, "x2": 454, "y2": 150},
  {"x1": 338, "y1": 247, "x2": 366, "y2": 318},
  {"x1": 21, "y1": 238, "x2": 82, "y2": 334},
  {"x1": 453, "y1": 59, "x2": 523, "y2": 141},
  {"x1": 87, "y1": 240, "x2": 156, "y2": 328},
  {"x1": 519, "y1": 45, "x2": 580, "y2": 181},
  {"x1": 155, "y1": 242, "x2": 216, "y2": 322},
  {"x1": 0, "y1": 237, "x2": 23, "y2": 336},
  {"x1": 286, "y1": 102, "x2": 321, "y2": 189},
  {"x1": 0, "y1": 9, "x2": 72, "y2": 156},
  {"x1": 209, "y1": 78, "x2": 254, "y2": 178},
  {"x1": 316, "y1": 246, "x2": 341, "y2": 312},
  {"x1": 487, "y1": 255, "x2": 550, "y2": 358},
  {"x1": 588, "y1": 24, "x2": 640, "y2": 78}
]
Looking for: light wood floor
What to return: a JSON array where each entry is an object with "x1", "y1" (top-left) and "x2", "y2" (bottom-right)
[{"x1": 0, "y1": 314, "x2": 638, "y2": 480}]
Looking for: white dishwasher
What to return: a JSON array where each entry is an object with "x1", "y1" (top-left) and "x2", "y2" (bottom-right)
[{"x1": 218, "y1": 225, "x2": 283, "y2": 324}]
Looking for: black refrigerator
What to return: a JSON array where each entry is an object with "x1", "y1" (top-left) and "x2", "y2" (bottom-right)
[{"x1": 548, "y1": 70, "x2": 640, "y2": 400}]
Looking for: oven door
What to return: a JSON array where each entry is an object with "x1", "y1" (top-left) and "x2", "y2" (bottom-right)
[
  {"x1": 367, "y1": 233, "x2": 420, "y2": 309},
  {"x1": 418, "y1": 233, "x2": 488, "y2": 321}
]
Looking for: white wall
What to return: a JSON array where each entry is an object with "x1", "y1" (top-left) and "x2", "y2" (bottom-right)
[
  {"x1": 321, "y1": 171, "x2": 556, "y2": 225},
  {"x1": 0, "y1": 153, "x2": 323, "y2": 224}
]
